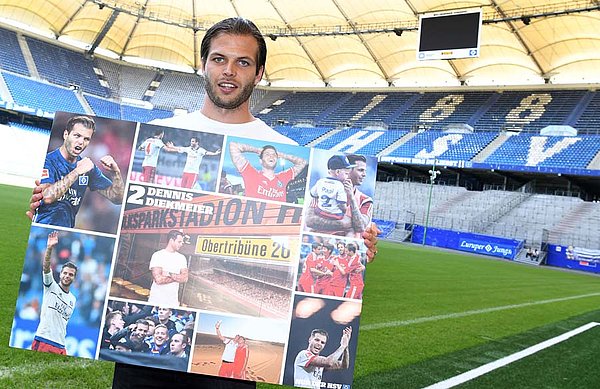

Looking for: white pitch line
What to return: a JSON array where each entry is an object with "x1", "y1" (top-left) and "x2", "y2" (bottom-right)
[
  {"x1": 422, "y1": 322, "x2": 600, "y2": 389},
  {"x1": 361, "y1": 292, "x2": 600, "y2": 331}
]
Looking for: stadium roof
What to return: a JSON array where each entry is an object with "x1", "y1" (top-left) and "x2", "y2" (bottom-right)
[{"x1": 1, "y1": 0, "x2": 600, "y2": 88}]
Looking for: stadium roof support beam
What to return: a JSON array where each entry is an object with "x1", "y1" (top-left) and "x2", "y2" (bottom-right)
[
  {"x1": 492, "y1": 0, "x2": 545, "y2": 77},
  {"x1": 330, "y1": 0, "x2": 391, "y2": 82},
  {"x1": 266, "y1": 0, "x2": 327, "y2": 84},
  {"x1": 119, "y1": 0, "x2": 150, "y2": 59},
  {"x1": 57, "y1": 1, "x2": 88, "y2": 36},
  {"x1": 88, "y1": 9, "x2": 119, "y2": 55}
]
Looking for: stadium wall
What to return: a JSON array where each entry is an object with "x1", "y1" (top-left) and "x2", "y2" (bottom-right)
[
  {"x1": 411, "y1": 225, "x2": 523, "y2": 260},
  {"x1": 546, "y1": 244, "x2": 600, "y2": 274}
]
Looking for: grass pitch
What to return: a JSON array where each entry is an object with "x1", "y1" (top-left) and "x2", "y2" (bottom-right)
[{"x1": 1, "y1": 184, "x2": 599, "y2": 388}]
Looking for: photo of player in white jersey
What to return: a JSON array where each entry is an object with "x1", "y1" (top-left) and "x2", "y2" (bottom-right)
[
  {"x1": 174, "y1": 136, "x2": 221, "y2": 189},
  {"x1": 31, "y1": 230, "x2": 77, "y2": 355}
]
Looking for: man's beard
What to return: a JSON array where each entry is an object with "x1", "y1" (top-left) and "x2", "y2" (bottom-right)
[{"x1": 205, "y1": 79, "x2": 254, "y2": 110}]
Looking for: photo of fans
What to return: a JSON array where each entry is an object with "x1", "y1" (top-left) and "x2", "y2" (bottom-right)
[
  {"x1": 282, "y1": 296, "x2": 361, "y2": 389},
  {"x1": 10, "y1": 225, "x2": 115, "y2": 357},
  {"x1": 98, "y1": 300, "x2": 195, "y2": 372},
  {"x1": 220, "y1": 136, "x2": 310, "y2": 204},
  {"x1": 297, "y1": 234, "x2": 367, "y2": 300},
  {"x1": 32, "y1": 111, "x2": 135, "y2": 235},
  {"x1": 304, "y1": 149, "x2": 376, "y2": 238},
  {"x1": 191, "y1": 312, "x2": 288, "y2": 384},
  {"x1": 130, "y1": 123, "x2": 224, "y2": 191}
]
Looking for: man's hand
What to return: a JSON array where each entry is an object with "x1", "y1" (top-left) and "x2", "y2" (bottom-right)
[
  {"x1": 99, "y1": 155, "x2": 120, "y2": 173},
  {"x1": 340, "y1": 326, "x2": 352, "y2": 348},
  {"x1": 47, "y1": 230, "x2": 59, "y2": 249},
  {"x1": 215, "y1": 320, "x2": 221, "y2": 330},
  {"x1": 26, "y1": 179, "x2": 46, "y2": 220},
  {"x1": 75, "y1": 157, "x2": 94, "y2": 175},
  {"x1": 363, "y1": 223, "x2": 381, "y2": 263}
]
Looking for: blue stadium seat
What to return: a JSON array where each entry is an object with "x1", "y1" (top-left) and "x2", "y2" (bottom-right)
[{"x1": 0, "y1": 28, "x2": 30, "y2": 76}]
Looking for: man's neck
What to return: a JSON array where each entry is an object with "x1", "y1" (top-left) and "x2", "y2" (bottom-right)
[
  {"x1": 201, "y1": 103, "x2": 254, "y2": 124},
  {"x1": 59, "y1": 146, "x2": 76, "y2": 164}
]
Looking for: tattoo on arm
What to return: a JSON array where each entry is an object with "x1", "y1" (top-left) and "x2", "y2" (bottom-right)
[
  {"x1": 98, "y1": 170, "x2": 125, "y2": 204},
  {"x1": 42, "y1": 169, "x2": 80, "y2": 204},
  {"x1": 43, "y1": 246, "x2": 52, "y2": 274}
]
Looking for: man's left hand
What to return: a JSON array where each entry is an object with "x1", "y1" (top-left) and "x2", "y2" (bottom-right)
[
  {"x1": 100, "y1": 155, "x2": 119, "y2": 172},
  {"x1": 363, "y1": 223, "x2": 381, "y2": 263}
]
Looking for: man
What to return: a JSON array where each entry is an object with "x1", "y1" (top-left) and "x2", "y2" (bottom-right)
[
  {"x1": 27, "y1": 16, "x2": 377, "y2": 389},
  {"x1": 309, "y1": 155, "x2": 355, "y2": 220},
  {"x1": 219, "y1": 169, "x2": 234, "y2": 194},
  {"x1": 147, "y1": 324, "x2": 169, "y2": 355},
  {"x1": 216, "y1": 320, "x2": 240, "y2": 378},
  {"x1": 31, "y1": 231, "x2": 77, "y2": 355},
  {"x1": 33, "y1": 115, "x2": 124, "y2": 228},
  {"x1": 305, "y1": 154, "x2": 374, "y2": 237},
  {"x1": 228, "y1": 142, "x2": 307, "y2": 202},
  {"x1": 138, "y1": 129, "x2": 178, "y2": 184},
  {"x1": 328, "y1": 244, "x2": 350, "y2": 297},
  {"x1": 314, "y1": 243, "x2": 335, "y2": 295},
  {"x1": 167, "y1": 333, "x2": 188, "y2": 358},
  {"x1": 344, "y1": 243, "x2": 366, "y2": 299},
  {"x1": 155, "y1": 307, "x2": 178, "y2": 337},
  {"x1": 294, "y1": 327, "x2": 352, "y2": 389},
  {"x1": 232, "y1": 336, "x2": 249, "y2": 380},
  {"x1": 297, "y1": 242, "x2": 322, "y2": 293},
  {"x1": 101, "y1": 310, "x2": 125, "y2": 349},
  {"x1": 175, "y1": 136, "x2": 221, "y2": 189},
  {"x1": 148, "y1": 230, "x2": 189, "y2": 307},
  {"x1": 110, "y1": 319, "x2": 151, "y2": 353}
]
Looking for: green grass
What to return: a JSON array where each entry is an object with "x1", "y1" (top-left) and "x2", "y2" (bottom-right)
[{"x1": 1, "y1": 184, "x2": 600, "y2": 388}]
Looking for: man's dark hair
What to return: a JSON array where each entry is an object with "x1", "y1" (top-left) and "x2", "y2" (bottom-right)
[
  {"x1": 259, "y1": 145, "x2": 278, "y2": 159},
  {"x1": 167, "y1": 230, "x2": 184, "y2": 242},
  {"x1": 153, "y1": 129, "x2": 165, "y2": 137},
  {"x1": 323, "y1": 243, "x2": 334, "y2": 253},
  {"x1": 65, "y1": 116, "x2": 95, "y2": 134},
  {"x1": 347, "y1": 154, "x2": 367, "y2": 165},
  {"x1": 201, "y1": 17, "x2": 267, "y2": 76},
  {"x1": 346, "y1": 243, "x2": 357, "y2": 253},
  {"x1": 311, "y1": 241, "x2": 322, "y2": 250},
  {"x1": 61, "y1": 261, "x2": 78, "y2": 274},
  {"x1": 310, "y1": 329, "x2": 328, "y2": 340}
]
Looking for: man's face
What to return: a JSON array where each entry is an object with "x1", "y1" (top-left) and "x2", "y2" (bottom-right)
[
  {"x1": 154, "y1": 327, "x2": 168, "y2": 346},
  {"x1": 157, "y1": 307, "x2": 171, "y2": 322},
  {"x1": 308, "y1": 333, "x2": 327, "y2": 355},
  {"x1": 260, "y1": 148, "x2": 278, "y2": 169},
  {"x1": 349, "y1": 161, "x2": 367, "y2": 186},
  {"x1": 63, "y1": 124, "x2": 93, "y2": 160},
  {"x1": 170, "y1": 334, "x2": 186, "y2": 355},
  {"x1": 110, "y1": 313, "x2": 124, "y2": 330},
  {"x1": 169, "y1": 235, "x2": 184, "y2": 251},
  {"x1": 313, "y1": 245, "x2": 322, "y2": 255},
  {"x1": 132, "y1": 323, "x2": 148, "y2": 341},
  {"x1": 190, "y1": 138, "x2": 198, "y2": 148},
  {"x1": 322, "y1": 247, "x2": 332, "y2": 258},
  {"x1": 202, "y1": 33, "x2": 262, "y2": 111},
  {"x1": 59, "y1": 267, "x2": 76, "y2": 288},
  {"x1": 337, "y1": 243, "x2": 345, "y2": 253}
]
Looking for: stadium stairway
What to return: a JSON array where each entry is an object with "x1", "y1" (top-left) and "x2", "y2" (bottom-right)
[
  {"x1": 548, "y1": 202, "x2": 598, "y2": 245},
  {"x1": 378, "y1": 132, "x2": 417, "y2": 156},
  {"x1": 472, "y1": 132, "x2": 510, "y2": 163},
  {"x1": 0, "y1": 74, "x2": 13, "y2": 104},
  {"x1": 74, "y1": 91, "x2": 94, "y2": 114},
  {"x1": 16, "y1": 34, "x2": 39, "y2": 78},
  {"x1": 513, "y1": 248, "x2": 545, "y2": 266},
  {"x1": 587, "y1": 150, "x2": 600, "y2": 170}
]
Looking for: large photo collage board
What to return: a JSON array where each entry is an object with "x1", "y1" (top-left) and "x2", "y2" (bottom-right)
[{"x1": 10, "y1": 111, "x2": 377, "y2": 388}]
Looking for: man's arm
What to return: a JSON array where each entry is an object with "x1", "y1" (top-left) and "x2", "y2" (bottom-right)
[
  {"x1": 96, "y1": 155, "x2": 124, "y2": 204},
  {"x1": 169, "y1": 267, "x2": 188, "y2": 283},
  {"x1": 215, "y1": 320, "x2": 224, "y2": 341},
  {"x1": 228, "y1": 142, "x2": 256, "y2": 172},
  {"x1": 150, "y1": 266, "x2": 175, "y2": 285},
  {"x1": 276, "y1": 151, "x2": 307, "y2": 178},
  {"x1": 205, "y1": 148, "x2": 221, "y2": 156},
  {"x1": 310, "y1": 327, "x2": 352, "y2": 370},
  {"x1": 343, "y1": 180, "x2": 371, "y2": 234},
  {"x1": 305, "y1": 207, "x2": 353, "y2": 231},
  {"x1": 43, "y1": 231, "x2": 59, "y2": 274},
  {"x1": 41, "y1": 157, "x2": 94, "y2": 204}
]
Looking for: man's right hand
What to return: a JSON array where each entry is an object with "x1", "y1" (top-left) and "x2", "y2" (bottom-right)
[
  {"x1": 26, "y1": 179, "x2": 45, "y2": 221},
  {"x1": 47, "y1": 230, "x2": 59, "y2": 249},
  {"x1": 75, "y1": 157, "x2": 94, "y2": 175}
]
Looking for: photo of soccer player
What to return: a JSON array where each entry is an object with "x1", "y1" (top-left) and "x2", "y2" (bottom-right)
[
  {"x1": 282, "y1": 296, "x2": 361, "y2": 389},
  {"x1": 304, "y1": 149, "x2": 377, "y2": 238},
  {"x1": 191, "y1": 312, "x2": 288, "y2": 384},
  {"x1": 31, "y1": 111, "x2": 136, "y2": 235},
  {"x1": 220, "y1": 136, "x2": 310, "y2": 203},
  {"x1": 296, "y1": 234, "x2": 367, "y2": 300},
  {"x1": 98, "y1": 300, "x2": 196, "y2": 372},
  {"x1": 10, "y1": 225, "x2": 115, "y2": 357},
  {"x1": 130, "y1": 124, "x2": 224, "y2": 190}
]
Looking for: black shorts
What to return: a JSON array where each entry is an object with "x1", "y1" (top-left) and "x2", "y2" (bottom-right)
[{"x1": 112, "y1": 362, "x2": 256, "y2": 389}]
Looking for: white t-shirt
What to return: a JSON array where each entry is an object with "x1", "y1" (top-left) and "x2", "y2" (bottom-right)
[
  {"x1": 148, "y1": 249, "x2": 188, "y2": 307},
  {"x1": 294, "y1": 349, "x2": 323, "y2": 389},
  {"x1": 35, "y1": 271, "x2": 76, "y2": 347},
  {"x1": 140, "y1": 137, "x2": 166, "y2": 167},
  {"x1": 221, "y1": 338, "x2": 237, "y2": 362},
  {"x1": 179, "y1": 146, "x2": 208, "y2": 173},
  {"x1": 151, "y1": 111, "x2": 296, "y2": 145}
]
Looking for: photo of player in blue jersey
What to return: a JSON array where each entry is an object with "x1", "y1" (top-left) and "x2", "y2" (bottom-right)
[{"x1": 32, "y1": 114, "x2": 129, "y2": 233}]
